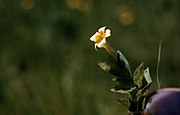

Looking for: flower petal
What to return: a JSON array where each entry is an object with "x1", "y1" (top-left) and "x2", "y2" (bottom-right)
[
  {"x1": 98, "y1": 38, "x2": 106, "y2": 48},
  {"x1": 98, "y1": 26, "x2": 106, "y2": 33},
  {"x1": 105, "y1": 29, "x2": 111, "y2": 37},
  {"x1": 95, "y1": 43, "x2": 98, "y2": 51},
  {"x1": 90, "y1": 32, "x2": 98, "y2": 41}
]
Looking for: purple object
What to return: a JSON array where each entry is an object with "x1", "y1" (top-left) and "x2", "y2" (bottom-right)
[{"x1": 142, "y1": 88, "x2": 180, "y2": 115}]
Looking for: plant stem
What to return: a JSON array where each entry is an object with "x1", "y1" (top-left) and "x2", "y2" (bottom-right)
[
  {"x1": 104, "y1": 42, "x2": 116, "y2": 58},
  {"x1": 156, "y1": 40, "x2": 163, "y2": 90}
]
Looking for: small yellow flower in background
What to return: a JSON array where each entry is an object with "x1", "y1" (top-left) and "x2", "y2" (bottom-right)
[{"x1": 90, "y1": 26, "x2": 111, "y2": 50}]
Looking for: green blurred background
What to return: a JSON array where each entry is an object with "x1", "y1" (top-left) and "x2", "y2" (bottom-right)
[{"x1": 0, "y1": 0, "x2": 179, "y2": 114}]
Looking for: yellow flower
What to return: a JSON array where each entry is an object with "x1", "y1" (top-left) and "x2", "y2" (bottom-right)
[{"x1": 90, "y1": 26, "x2": 111, "y2": 50}]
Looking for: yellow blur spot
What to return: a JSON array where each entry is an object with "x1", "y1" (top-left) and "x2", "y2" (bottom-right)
[
  {"x1": 117, "y1": 5, "x2": 134, "y2": 26},
  {"x1": 20, "y1": 0, "x2": 34, "y2": 11},
  {"x1": 66, "y1": 0, "x2": 91, "y2": 13}
]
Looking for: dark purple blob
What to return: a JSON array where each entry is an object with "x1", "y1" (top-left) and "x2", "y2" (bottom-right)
[{"x1": 143, "y1": 88, "x2": 180, "y2": 115}]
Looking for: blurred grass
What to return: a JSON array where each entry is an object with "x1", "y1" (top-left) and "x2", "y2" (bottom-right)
[{"x1": 0, "y1": 0, "x2": 179, "y2": 115}]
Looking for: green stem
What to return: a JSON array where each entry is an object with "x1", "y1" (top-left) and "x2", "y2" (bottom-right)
[
  {"x1": 104, "y1": 42, "x2": 116, "y2": 58},
  {"x1": 156, "y1": 40, "x2": 163, "y2": 90}
]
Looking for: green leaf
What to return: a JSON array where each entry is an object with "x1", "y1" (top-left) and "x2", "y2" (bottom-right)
[
  {"x1": 136, "y1": 89, "x2": 142, "y2": 101},
  {"x1": 144, "y1": 67, "x2": 152, "y2": 84},
  {"x1": 111, "y1": 87, "x2": 136, "y2": 94},
  {"x1": 117, "y1": 98, "x2": 130, "y2": 107},
  {"x1": 112, "y1": 80, "x2": 134, "y2": 90},
  {"x1": 117, "y1": 50, "x2": 131, "y2": 76},
  {"x1": 141, "y1": 97, "x2": 147, "y2": 110},
  {"x1": 133, "y1": 63, "x2": 144, "y2": 88},
  {"x1": 135, "y1": 68, "x2": 152, "y2": 101}
]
